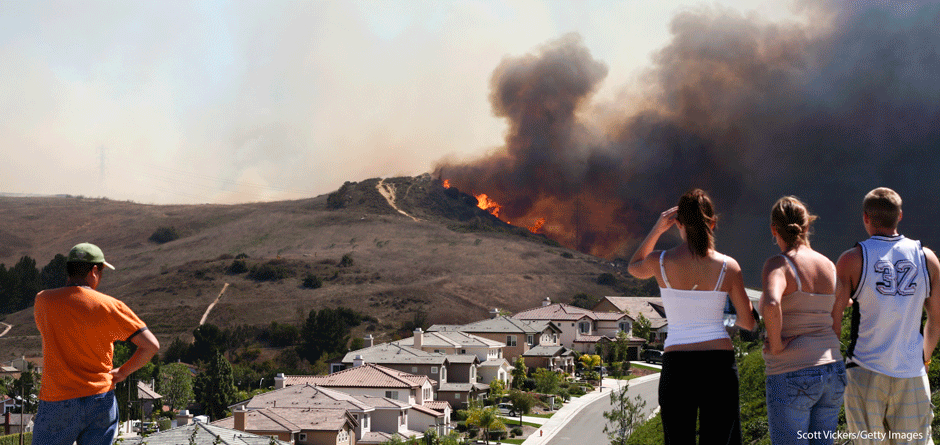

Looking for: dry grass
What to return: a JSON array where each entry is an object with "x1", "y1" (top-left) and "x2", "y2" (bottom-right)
[{"x1": 0, "y1": 176, "x2": 643, "y2": 361}]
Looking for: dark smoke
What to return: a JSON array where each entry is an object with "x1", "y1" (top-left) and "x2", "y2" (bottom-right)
[{"x1": 436, "y1": 2, "x2": 940, "y2": 285}]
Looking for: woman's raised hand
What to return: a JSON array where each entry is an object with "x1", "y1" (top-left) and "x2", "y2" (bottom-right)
[{"x1": 653, "y1": 207, "x2": 679, "y2": 234}]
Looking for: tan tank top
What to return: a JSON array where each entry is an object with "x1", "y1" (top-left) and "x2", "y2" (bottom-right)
[{"x1": 762, "y1": 255, "x2": 842, "y2": 375}]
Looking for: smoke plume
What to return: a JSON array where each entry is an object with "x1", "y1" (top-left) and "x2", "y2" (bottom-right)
[{"x1": 436, "y1": 2, "x2": 940, "y2": 280}]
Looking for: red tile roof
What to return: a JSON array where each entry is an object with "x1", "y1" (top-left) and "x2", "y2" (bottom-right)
[{"x1": 284, "y1": 363, "x2": 432, "y2": 389}]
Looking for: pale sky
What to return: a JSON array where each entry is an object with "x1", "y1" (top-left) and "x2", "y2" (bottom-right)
[{"x1": 0, "y1": 1, "x2": 801, "y2": 204}]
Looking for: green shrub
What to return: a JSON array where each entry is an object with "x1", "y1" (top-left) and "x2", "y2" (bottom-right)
[
  {"x1": 227, "y1": 259, "x2": 248, "y2": 274},
  {"x1": 511, "y1": 427, "x2": 523, "y2": 436},
  {"x1": 626, "y1": 412, "x2": 664, "y2": 445},
  {"x1": 597, "y1": 272, "x2": 617, "y2": 286},
  {"x1": 235, "y1": 253, "x2": 249, "y2": 259},
  {"x1": 248, "y1": 262, "x2": 292, "y2": 282},
  {"x1": 560, "y1": 252, "x2": 574, "y2": 259},
  {"x1": 0, "y1": 433, "x2": 32, "y2": 445},
  {"x1": 302, "y1": 273, "x2": 323, "y2": 289},
  {"x1": 149, "y1": 226, "x2": 179, "y2": 244},
  {"x1": 339, "y1": 253, "x2": 354, "y2": 267}
]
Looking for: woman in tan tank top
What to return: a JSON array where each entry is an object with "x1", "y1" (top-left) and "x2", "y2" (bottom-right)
[{"x1": 760, "y1": 196, "x2": 844, "y2": 445}]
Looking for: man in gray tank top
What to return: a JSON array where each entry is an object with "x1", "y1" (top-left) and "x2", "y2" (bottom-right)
[{"x1": 833, "y1": 187, "x2": 940, "y2": 444}]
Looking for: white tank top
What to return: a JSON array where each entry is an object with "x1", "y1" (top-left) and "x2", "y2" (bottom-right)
[
  {"x1": 849, "y1": 235, "x2": 930, "y2": 378},
  {"x1": 659, "y1": 251, "x2": 732, "y2": 348}
]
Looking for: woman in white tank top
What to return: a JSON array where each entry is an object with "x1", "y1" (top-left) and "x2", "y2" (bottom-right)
[
  {"x1": 628, "y1": 189, "x2": 755, "y2": 445},
  {"x1": 760, "y1": 196, "x2": 844, "y2": 445}
]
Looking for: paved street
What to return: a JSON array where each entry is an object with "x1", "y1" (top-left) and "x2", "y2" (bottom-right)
[{"x1": 523, "y1": 374, "x2": 660, "y2": 445}]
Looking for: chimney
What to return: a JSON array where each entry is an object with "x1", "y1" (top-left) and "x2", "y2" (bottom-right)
[
  {"x1": 353, "y1": 355, "x2": 365, "y2": 367},
  {"x1": 177, "y1": 409, "x2": 193, "y2": 426},
  {"x1": 490, "y1": 308, "x2": 500, "y2": 319},
  {"x1": 234, "y1": 407, "x2": 247, "y2": 432},
  {"x1": 542, "y1": 297, "x2": 551, "y2": 307},
  {"x1": 274, "y1": 373, "x2": 285, "y2": 389},
  {"x1": 414, "y1": 328, "x2": 423, "y2": 349},
  {"x1": 365, "y1": 334, "x2": 374, "y2": 347}
]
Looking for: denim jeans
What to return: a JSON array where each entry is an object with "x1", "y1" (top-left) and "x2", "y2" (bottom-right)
[
  {"x1": 766, "y1": 361, "x2": 846, "y2": 445},
  {"x1": 33, "y1": 390, "x2": 118, "y2": 445}
]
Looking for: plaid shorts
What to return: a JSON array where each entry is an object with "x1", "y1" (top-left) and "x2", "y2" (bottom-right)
[{"x1": 844, "y1": 366, "x2": 934, "y2": 445}]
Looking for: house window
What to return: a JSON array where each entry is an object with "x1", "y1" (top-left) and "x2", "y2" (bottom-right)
[
  {"x1": 385, "y1": 391, "x2": 399, "y2": 399},
  {"x1": 330, "y1": 363, "x2": 345, "y2": 373},
  {"x1": 506, "y1": 335, "x2": 517, "y2": 347},
  {"x1": 364, "y1": 414, "x2": 370, "y2": 428},
  {"x1": 527, "y1": 334, "x2": 534, "y2": 345},
  {"x1": 461, "y1": 349, "x2": 467, "y2": 354},
  {"x1": 455, "y1": 393, "x2": 461, "y2": 400},
  {"x1": 299, "y1": 433, "x2": 307, "y2": 441},
  {"x1": 411, "y1": 366, "x2": 418, "y2": 373},
  {"x1": 619, "y1": 322, "x2": 631, "y2": 333},
  {"x1": 431, "y1": 366, "x2": 438, "y2": 374},
  {"x1": 579, "y1": 321, "x2": 590, "y2": 334}
]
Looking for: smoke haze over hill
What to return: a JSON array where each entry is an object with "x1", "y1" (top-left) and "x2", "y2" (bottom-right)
[{"x1": 437, "y1": 1, "x2": 940, "y2": 276}]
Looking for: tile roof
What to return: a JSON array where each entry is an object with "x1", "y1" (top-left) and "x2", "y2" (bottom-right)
[
  {"x1": 431, "y1": 317, "x2": 560, "y2": 335},
  {"x1": 437, "y1": 382, "x2": 489, "y2": 392},
  {"x1": 424, "y1": 401, "x2": 452, "y2": 412},
  {"x1": 355, "y1": 394, "x2": 410, "y2": 409},
  {"x1": 596, "y1": 297, "x2": 669, "y2": 329},
  {"x1": 283, "y1": 364, "x2": 432, "y2": 389},
  {"x1": 341, "y1": 343, "x2": 448, "y2": 366},
  {"x1": 213, "y1": 407, "x2": 355, "y2": 433},
  {"x1": 395, "y1": 331, "x2": 505, "y2": 349},
  {"x1": 244, "y1": 384, "x2": 373, "y2": 411},
  {"x1": 478, "y1": 358, "x2": 512, "y2": 368},
  {"x1": 137, "y1": 381, "x2": 161, "y2": 400},
  {"x1": 443, "y1": 354, "x2": 478, "y2": 364},
  {"x1": 523, "y1": 345, "x2": 575, "y2": 357},
  {"x1": 513, "y1": 303, "x2": 596, "y2": 321},
  {"x1": 124, "y1": 422, "x2": 290, "y2": 445},
  {"x1": 409, "y1": 403, "x2": 444, "y2": 417},
  {"x1": 360, "y1": 431, "x2": 424, "y2": 444}
]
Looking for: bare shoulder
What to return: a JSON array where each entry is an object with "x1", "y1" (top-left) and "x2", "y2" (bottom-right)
[
  {"x1": 718, "y1": 252, "x2": 742, "y2": 273},
  {"x1": 836, "y1": 246, "x2": 862, "y2": 270}
]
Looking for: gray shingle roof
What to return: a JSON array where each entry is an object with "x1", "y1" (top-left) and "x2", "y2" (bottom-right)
[
  {"x1": 341, "y1": 343, "x2": 448, "y2": 366},
  {"x1": 123, "y1": 422, "x2": 290, "y2": 445}
]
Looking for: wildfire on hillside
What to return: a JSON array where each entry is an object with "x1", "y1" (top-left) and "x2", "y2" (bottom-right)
[{"x1": 444, "y1": 178, "x2": 548, "y2": 234}]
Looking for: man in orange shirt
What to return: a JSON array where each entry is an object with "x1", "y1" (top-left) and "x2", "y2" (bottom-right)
[{"x1": 33, "y1": 243, "x2": 159, "y2": 445}]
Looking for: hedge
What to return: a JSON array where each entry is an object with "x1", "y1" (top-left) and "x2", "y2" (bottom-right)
[{"x1": 0, "y1": 432, "x2": 32, "y2": 445}]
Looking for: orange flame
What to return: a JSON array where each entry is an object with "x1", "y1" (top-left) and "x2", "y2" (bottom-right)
[
  {"x1": 476, "y1": 193, "x2": 502, "y2": 217},
  {"x1": 442, "y1": 179, "x2": 451, "y2": 188},
  {"x1": 528, "y1": 217, "x2": 546, "y2": 234}
]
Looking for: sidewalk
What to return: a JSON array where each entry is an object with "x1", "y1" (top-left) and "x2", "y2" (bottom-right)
[{"x1": 521, "y1": 374, "x2": 659, "y2": 445}]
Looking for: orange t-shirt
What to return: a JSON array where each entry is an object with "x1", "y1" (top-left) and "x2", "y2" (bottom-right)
[{"x1": 34, "y1": 286, "x2": 147, "y2": 402}]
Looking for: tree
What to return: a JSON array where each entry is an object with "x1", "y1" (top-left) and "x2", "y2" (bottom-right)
[
  {"x1": 159, "y1": 362, "x2": 195, "y2": 411},
  {"x1": 603, "y1": 381, "x2": 647, "y2": 445},
  {"x1": 300, "y1": 308, "x2": 354, "y2": 363},
  {"x1": 507, "y1": 389, "x2": 535, "y2": 426},
  {"x1": 570, "y1": 292, "x2": 598, "y2": 309},
  {"x1": 633, "y1": 314, "x2": 653, "y2": 343},
  {"x1": 464, "y1": 401, "x2": 505, "y2": 445},
  {"x1": 488, "y1": 378, "x2": 506, "y2": 401},
  {"x1": 39, "y1": 254, "x2": 68, "y2": 290},
  {"x1": 613, "y1": 331, "x2": 630, "y2": 363},
  {"x1": 580, "y1": 354, "x2": 601, "y2": 369},
  {"x1": 532, "y1": 368, "x2": 561, "y2": 395},
  {"x1": 194, "y1": 352, "x2": 237, "y2": 421},
  {"x1": 190, "y1": 323, "x2": 227, "y2": 362},
  {"x1": 510, "y1": 357, "x2": 527, "y2": 389}
]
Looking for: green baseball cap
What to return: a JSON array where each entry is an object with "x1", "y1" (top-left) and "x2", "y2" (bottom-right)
[{"x1": 67, "y1": 243, "x2": 115, "y2": 270}]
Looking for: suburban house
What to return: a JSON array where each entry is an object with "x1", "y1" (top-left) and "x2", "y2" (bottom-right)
[
  {"x1": 513, "y1": 298, "x2": 646, "y2": 357},
  {"x1": 277, "y1": 364, "x2": 435, "y2": 406},
  {"x1": 592, "y1": 296, "x2": 669, "y2": 343},
  {"x1": 520, "y1": 345, "x2": 577, "y2": 374},
  {"x1": 213, "y1": 407, "x2": 357, "y2": 445},
  {"x1": 1, "y1": 396, "x2": 16, "y2": 414},
  {"x1": 2, "y1": 412, "x2": 33, "y2": 435},
  {"x1": 394, "y1": 328, "x2": 504, "y2": 364},
  {"x1": 137, "y1": 381, "x2": 162, "y2": 419},
  {"x1": 429, "y1": 315, "x2": 563, "y2": 364},
  {"x1": 336, "y1": 341, "x2": 451, "y2": 385},
  {"x1": 228, "y1": 383, "x2": 450, "y2": 441},
  {"x1": 124, "y1": 421, "x2": 291, "y2": 445},
  {"x1": 335, "y1": 340, "x2": 486, "y2": 405}
]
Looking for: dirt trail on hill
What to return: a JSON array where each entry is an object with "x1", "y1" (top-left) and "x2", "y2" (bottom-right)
[
  {"x1": 377, "y1": 179, "x2": 420, "y2": 222},
  {"x1": 199, "y1": 283, "x2": 229, "y2": 325},
  {"x1": 0, "y1": 322, "x2": 11, "y2": 337}
]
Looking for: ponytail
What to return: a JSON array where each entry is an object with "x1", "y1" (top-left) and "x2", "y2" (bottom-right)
[
  {"x1": 676, "y1": 189, "x2": 716, "y2": 257},
  {"x1": 771, "y1": 196, "x2": 816, "y2": 249}
]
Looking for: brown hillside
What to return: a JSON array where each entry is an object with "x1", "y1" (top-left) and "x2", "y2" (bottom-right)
[{"x1": 0, "y1": 174, "x2": 651, "y2": 361}]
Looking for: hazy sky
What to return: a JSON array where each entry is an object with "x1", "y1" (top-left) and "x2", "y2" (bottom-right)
[{"x1": 0, "y1": 1, "x2": 801, "y2": 204}]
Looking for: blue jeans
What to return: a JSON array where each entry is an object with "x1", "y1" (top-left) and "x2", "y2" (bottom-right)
[
  {"x1": 33, "y1": 390, "x2": 118, "y2": 445},
  {"x1": 766, "y1": 362, "x2": 846, "y2": 445}
]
